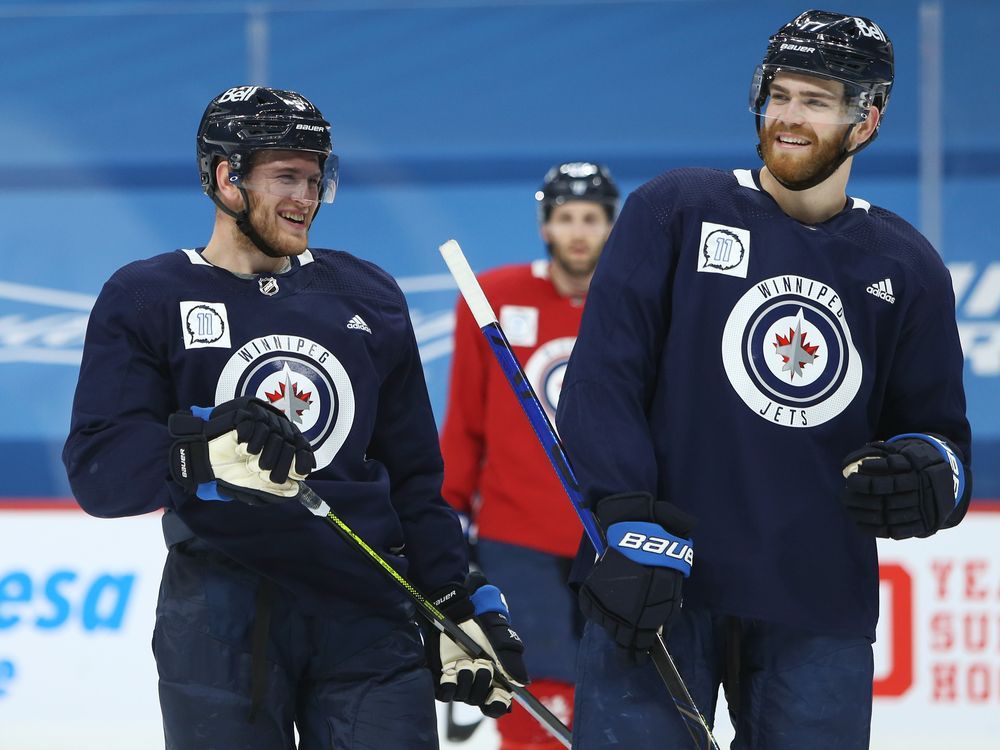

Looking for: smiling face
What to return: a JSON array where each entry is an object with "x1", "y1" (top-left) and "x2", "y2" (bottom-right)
[
  {"x1": 241, "y1": 150, "x2": 323, "y2": 255},
  {"x1": 757, "y1": 71, "x2": 855, "y2": 188}
]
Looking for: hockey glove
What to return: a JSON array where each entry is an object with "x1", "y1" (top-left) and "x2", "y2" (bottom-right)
[
  {"x1": 168, "y1": 397, "x2": 316, "y2": 506},
  {"x1": 425, "y1": 572, "x2": 529, "y2": 718},
  {"x1": 579, "y1": 492, "x2": 696, "y2": 664},
  {"x1": 840, "y1": 433, "x2": 967, "y2": 540}
]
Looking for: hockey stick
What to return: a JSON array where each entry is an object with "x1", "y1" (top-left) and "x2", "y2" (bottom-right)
[
  {"x1": 295, "y1": 484, "x2": 572, "y2": 748},
  {"x1": 439, "y1": 239, "x2": 720, "y2": 750},
  {"x1": 445, "y1": 701, "x2": 485, "y2": 742}
]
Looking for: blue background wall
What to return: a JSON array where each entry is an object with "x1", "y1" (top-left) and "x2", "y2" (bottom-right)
[{"x1": 1, "y1": 0, "x2": 997, "y2": 499}]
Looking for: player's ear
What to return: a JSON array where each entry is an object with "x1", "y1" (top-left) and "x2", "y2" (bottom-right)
[
  {"x1": 539, "y1": 222, "x2": 551, "y2": 244},
  {"x1": 852, "y1": 105, "x2": 881, "y2": 148},
  {"x1": 214, "y1": 159, "x2": 243, "y2": 209}
]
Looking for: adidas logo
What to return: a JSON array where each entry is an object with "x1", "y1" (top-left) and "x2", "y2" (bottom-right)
[
  {"x1": 866, "y1": 278, "x2": 896, "y2": 304},
  {"x1": 346, "y1": 314, "x2": 372, "y2": 334}
]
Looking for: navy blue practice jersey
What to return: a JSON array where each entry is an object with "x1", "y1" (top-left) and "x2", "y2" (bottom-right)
[
  {"x1": 64, "y1": 248, "x2": 466, "y2": 621},
  {"x1": 557, "y1": 168, "x2": 971, "y2": 640}
]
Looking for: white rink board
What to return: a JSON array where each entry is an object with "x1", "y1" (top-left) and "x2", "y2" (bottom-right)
[
  {"x1": 1, "y1": 508, "x2": 997, "y2": 749},
  {"x1": 0, "y1": 510, "x2": 166, "y2": 750}
]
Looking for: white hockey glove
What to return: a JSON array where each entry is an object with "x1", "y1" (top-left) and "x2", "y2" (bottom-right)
[
  {"x1": 169, "y1": 397, "x2": 316, "y2": 506},
  {"x1": 425, "y1": 573, "x2": 529, "y2": 718}
]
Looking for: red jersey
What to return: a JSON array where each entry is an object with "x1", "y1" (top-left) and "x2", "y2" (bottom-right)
[{"x1": 441, "y1": 261, "x2": 585, "y2": 557}]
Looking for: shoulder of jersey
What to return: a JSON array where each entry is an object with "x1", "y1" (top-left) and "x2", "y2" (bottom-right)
[
  {"x1": 107, "y1": 249, "x2": 193, "y2": 290},
  {"x1": 307, "y1": 247, "x2": 406, "y2": 305},
  {"x1": 634, "y1": 166, "x2": 736, "y2": 207},
  {"x1": 859, "y1": 206, "x2": 949, "y2": 281},
  {"x1": 477, "y1": 262, "x2": 540, "y2": 293}
]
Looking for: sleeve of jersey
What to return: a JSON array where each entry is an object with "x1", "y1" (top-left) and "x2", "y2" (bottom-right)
[
  {"x1": 62, "y1": 278, "x2": 177, "y2": 517},
  {"x1": 876, "y1": 258, "x2": 973, "y2": 528},
  {"x1": 367, "y1": 299, "x2": 468, "y2": 592},
  {"x1": 556, "y1": 192, "x2": 675, "y2": 507},
  {"x1": 438, "y1": 296, "x2": 489, "y2": 515}
]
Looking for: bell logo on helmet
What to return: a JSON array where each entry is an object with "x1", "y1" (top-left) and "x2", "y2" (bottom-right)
[
  {"x1": 218, "y1": 86, "x2": 260, "y2": 104},
  {"x1": 854, "y1": 18, "x2": 887, "y2": 42}
]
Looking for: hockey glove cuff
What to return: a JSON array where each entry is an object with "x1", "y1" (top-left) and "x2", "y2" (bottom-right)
[
  {"x1": 425, "y1": 572, "x2": 528, "y2": 718},
  {"x1": 580, "y1": 492, "x2": 696, "y2": 664},
  {"x1": 840, "y1": 433, "x2": 969, "y2": 539},
  {"x1": 168, "y1": 397, "x2": 316, "y2": 506}
]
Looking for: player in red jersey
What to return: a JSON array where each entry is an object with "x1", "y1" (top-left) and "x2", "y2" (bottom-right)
[{"x1": 440, "y1": 163, "x2": 618, "y2": 750}]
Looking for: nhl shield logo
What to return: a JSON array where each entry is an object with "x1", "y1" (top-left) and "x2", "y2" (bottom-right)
[
  {"x1": 721, "y1": 275, "x2": 862, "y2": 428},
  {"x1": 259, "y1": 277, "x2": 279, "y2": 296}
]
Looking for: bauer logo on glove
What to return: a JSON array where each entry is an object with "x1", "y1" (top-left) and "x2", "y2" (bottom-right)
[
  {"x1": 168, "y1": 396, "x2": 316, "y2": 507},
  {"x1": 424, "y1": 573, "x2": 529, "y2": 718},
  {"x1": 608, "y1": 523, "x2": 694, "y2": 573}
]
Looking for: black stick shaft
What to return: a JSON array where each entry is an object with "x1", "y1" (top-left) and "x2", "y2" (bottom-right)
[{"x1": 297, "y1": 486, "x2": 572, "y2": 748}]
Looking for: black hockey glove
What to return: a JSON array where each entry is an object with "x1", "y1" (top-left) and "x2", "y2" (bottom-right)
[
  {"x1": 840, "y1": 433, "x2": 968, "y2": 540},
  {"x1": 579, "y1": 492, "x2": 696, "y2": 664},
  {"x1": 168, "y1": 397, "x2": 316, "y2": 506},
  {"x1": 425, "y1": 572, "x2": 529, "y2": 718}
]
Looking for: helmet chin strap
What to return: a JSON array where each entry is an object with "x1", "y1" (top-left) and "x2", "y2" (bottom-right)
[
  {"x1": 210, "y1": 188, "x2": 285, "y2": 259},
  {"x1": 756, "y1": 123, "x2": 880, "y2": 192}
]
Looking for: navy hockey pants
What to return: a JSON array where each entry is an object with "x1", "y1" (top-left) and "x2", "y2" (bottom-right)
[
  {"x1": 152, "y1": 539, "x2": 438, "y2": 750},
  {"x1": 572, "y1": 608, "x2": 873, "y2": 749},
  {"x1": 477, "y1": 538, "x2": 582, "y2": 683}
]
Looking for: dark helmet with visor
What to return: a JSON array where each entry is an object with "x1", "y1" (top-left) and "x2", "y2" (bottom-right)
[
  {"x1": 750, "y1": 10, "x2": 894, "y2": 188},
  {"x1": 536, "y1": 162, "x2": 619, "y2": 222},
  {"x1": 197, "y1": 86, "x2": 338, "y2": 206}
]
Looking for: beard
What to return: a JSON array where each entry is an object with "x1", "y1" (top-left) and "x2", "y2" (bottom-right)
[
  {"x1": 243, "y1": 192, "x2": 312, "y2": 257},
  {"x1": 548, "y1": 240, "x2": 602, "y2": 279},
  {"x1": 759, "y1": 119, "x2": 847, "y2": 189}
]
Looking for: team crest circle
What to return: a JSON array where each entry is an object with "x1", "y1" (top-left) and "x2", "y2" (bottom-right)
[
  {"x1": 523, "y1": 337, "x2": 576, "y2": 421},
  {"x1": 215, "y1": 334, "x2": 355, "y2": 468},
  {"x1": 721, "y1": 275, "x2": 862, "y2": 428}
]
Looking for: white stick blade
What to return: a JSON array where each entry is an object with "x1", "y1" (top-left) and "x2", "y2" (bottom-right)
[{"x1": 438, "y1": 239, "x2": 497, "y2": 327}]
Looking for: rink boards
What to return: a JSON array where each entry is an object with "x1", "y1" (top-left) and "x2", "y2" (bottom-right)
[{"x1": 1, "y1": 504, "x2": 997, "y2": 750}]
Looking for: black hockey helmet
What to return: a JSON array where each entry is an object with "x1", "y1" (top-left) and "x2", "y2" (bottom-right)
[
  {"x1": 536, "y1": 162, "x2": 619, "y2": 222},
  {"x1": 197, "y1": 85, "x2": 338, "y2": 204},
  {"x1": 750, "y1": 10, "x2": 894, "y2": 190},
  {"x1": 751, "y1": 10, "x2": 894, "y2": 131}
]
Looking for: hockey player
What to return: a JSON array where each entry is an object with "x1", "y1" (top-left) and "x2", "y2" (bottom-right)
[
  {"x1": 62, "y1": 86, "x2": 527, "y2": 750},
  {"x1": 440, "y1": 162, "x2": 618, "y2": 749},
  {"x1": 556, "y1": 11, "x2": 972, "y2": 750}
]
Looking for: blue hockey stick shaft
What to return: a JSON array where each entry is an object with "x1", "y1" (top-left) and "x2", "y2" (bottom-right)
[{"x1": 439, "y1": 239, "x2": 720, "y2": 750}]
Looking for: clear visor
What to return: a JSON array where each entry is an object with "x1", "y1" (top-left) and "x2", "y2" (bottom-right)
[
  {"x1": 235, "y1": 154, "x2": 339, "y2": 205},
  {"x1": 750, "y1": 65, "x2": 873, "y2": 126}
]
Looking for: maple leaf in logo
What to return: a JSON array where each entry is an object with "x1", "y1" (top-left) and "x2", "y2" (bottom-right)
[
  {"x1": 773, "y1": 312, "x2": 820, "y2": 380},
  {"x1": 265, "y1": 366, "x2": 313, "y2": 424}
]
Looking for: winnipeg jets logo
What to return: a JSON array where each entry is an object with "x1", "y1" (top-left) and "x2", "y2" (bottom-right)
[
  {"x1": 721, "y1": 275, "x2": 862, "y2": 428},
  {"x1": 771, "y1": 308, "x2": 821, "y2": 381},
  {"x1": 216, "y1": 334, "x2": 355, "y2": 469},
  {"x1": 523, "y1": 337, "x2": 576, "y2": 421},
  {"x1": 264, "y1": 364, "x2": 313, "y2": 425}
]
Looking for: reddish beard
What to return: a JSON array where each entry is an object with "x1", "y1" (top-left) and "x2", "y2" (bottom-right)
[
  {"x1": 245, "y1": 192, "x2": 312, "y2": 256},
  {"x1": 759, "y1": 119, "x2": 847, "y2": 188}
]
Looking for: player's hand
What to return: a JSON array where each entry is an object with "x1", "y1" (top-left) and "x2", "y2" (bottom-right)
[
  {"x1": 425, "y1": 572, "x2": 529, "y2": 718},
  {"x1": 168, "y1": 397, "x2": 316, "y2": 506},
  {"x1": 840, "y1": 434, "x2": 965, "y2": 539},
  {"x1": 579, "y1": 492, "x2": 696, "y2": 664}
]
